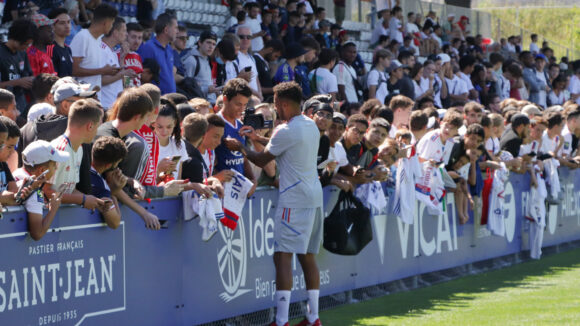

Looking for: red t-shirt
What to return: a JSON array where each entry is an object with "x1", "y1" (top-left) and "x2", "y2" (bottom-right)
[
  {"x1": 134, "y1": 124, "x2": 159, "y2": 186},
  {"x1": 27, "y1": 45, "x2": 56, "y2": 76},
  {"x1": 120, "y1": 51, "x2": 143, "y2": 88}
]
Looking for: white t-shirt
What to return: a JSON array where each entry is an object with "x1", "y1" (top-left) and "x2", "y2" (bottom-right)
[
  {"x1": 100, "y1": 41, "x2": 123, "y2": 109},
  {"x1": 568, "y1": 75, "x2": 580, "y2": 105},
  {"x1": 530, "y1": 42, "x2": 540, "y2": 53},
  {"x1": 485, "y1": 137, "x2": 501, "y2": 156},
  {"x1": 370, "y1": 24, "x2": 389, "y2": 45},
  {"x1": 536, "y1": 69, "x2": 548, "y2": 107},
  {"x1": 265, "y1": 115, "x2": 322, "y2": 208},
  {"x1": 406, "y1": 22, "x2": 419, "y2": 35},
  {"x1": 389, "y1": 17, "x2": 403, "y2": 44},
  {"x1": 458, "y1": 71, "x2": 474, "y2": 91},
  {"x1": 420, "y1": 75, "x2": 443, "y2": 108},
  {"x1": 158, "y1": 138, "x2": 189, "y2": 180},
  {"x1": 70, "y1": 29, "x2": 103, "y2": 91},
  {"x1": 237, "y1": 51, "x2": 259, "y2": 92},
  {"x1": 308, "y1": 67, "x2": 338, "y2": 95},
  {"x1": 446, "y1": 75, "x2": 468, "y2": 96},
  {"x1": 50, "y1": 135, "x2": 82, "y2": 194},
  {"x1": 541, "y1": 131, "x2": 559, "y2": 154},
  {"x1": 519, "y1": 140, "x2": 539, "y2": 159},
  {"x1": 225, "y1": 60, "x2": 238, "y2": 82},
  {"x1": 366, "y1": 69, "x2": 389, "y2": 104},
  {"x1": 416, "y1": 129, "x2": 454, "y2": 164},
  {"x1": 333, "y1": 61, "x2": 359, "y2": 103},
  {"x1": 558, "y1": 124, "x2": 574, "y2": 157},
  {"x1": 13, "y1": 168, "x2": 45, "y2": 215},
  {"x1": 246, "y1": 17, "x2": 264, "y2": 51},
  {"x1": 548, "y1": 90, "x2": 569, "y2": 106}
]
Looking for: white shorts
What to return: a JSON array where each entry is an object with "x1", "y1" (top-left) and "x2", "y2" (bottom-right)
[{"x1": 273, "y1": 206, "x2": 323, "y2": 255}]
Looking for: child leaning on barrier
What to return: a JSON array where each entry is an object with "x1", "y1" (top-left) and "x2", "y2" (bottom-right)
[{"x1": 13, "y1": 141, "x2": 68, "y2": 241}]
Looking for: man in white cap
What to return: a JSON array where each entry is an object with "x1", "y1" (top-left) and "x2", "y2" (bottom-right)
[{"x1": 13, "y1": 140, "x2": 69, "y2": 240}]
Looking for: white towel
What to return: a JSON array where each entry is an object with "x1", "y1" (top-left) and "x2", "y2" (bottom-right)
[
  {"x1": 198, "y1": 194, "x2": 223, "y2": 241},
  {"x1": 487, "y1": 163, "x2": 509, "y2": 236}
]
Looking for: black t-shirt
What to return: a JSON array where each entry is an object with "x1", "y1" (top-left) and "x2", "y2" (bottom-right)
[
  {"x1": 0, "y1": 162, "x2": 14, "y2": 192},
  {"x1": 0, "y1": 43, "x2": 32, "y2": 113},
  {"x1": 253, "y1": 53, "x2": 273, "y2": 90},
  {"x1": 48, "y1": 42, "x2": 73, "y2": 78},
  {"x1": 181, "y1": 143, "x2": 204, "y2": 183}
]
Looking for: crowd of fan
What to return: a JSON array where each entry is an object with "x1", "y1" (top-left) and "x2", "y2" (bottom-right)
[{"x1": 0, "y1": 0, "x2": 578, "y2": 244}]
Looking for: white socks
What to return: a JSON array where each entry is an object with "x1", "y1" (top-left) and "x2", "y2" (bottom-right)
[
  {"x1": 307, "y1": 289, "x2": 320, "y2": 323},
  {"x1": 275, "y1": 290, "x2": 291, "y2": 326}
]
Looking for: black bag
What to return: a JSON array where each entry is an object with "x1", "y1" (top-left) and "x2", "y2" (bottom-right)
[
  {"x1": 323, "y1": 191, "x2": 373, "y2": 255},
  {"x1": 176, "y1": 77, "x2": 204, "y2": 100}
]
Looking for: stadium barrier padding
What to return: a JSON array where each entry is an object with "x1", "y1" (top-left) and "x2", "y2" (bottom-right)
[{"x1": 1, "y1": 167, "x2": 580, "y2": 325}]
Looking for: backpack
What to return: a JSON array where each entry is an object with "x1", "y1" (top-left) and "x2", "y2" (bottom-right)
[
  {"x1": 337, "y1": 61, "x2": 364, "y2": 103},
  {"x1": 361, "y1": 68, "x2": 387, "y2": 101}
]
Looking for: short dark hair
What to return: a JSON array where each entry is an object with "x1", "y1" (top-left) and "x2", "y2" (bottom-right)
[
  {"x1": 92, "y1": 136, "x2": 128, "y2": 165},
  {"x1": 465, "y1": 123, "x2": 485, "y2": 139},
  {"x1": 206, "y1": 113, "x2": 226, "y2": 128},
  {"x1": 459, "y1": 55, "x2": 476, "y2": 71},
  {"x1": 93, "y1": 3, "x2": 118, "y2": 23},
  {"x1": 69, "y1": 99, "x2": 104, "y2": 126},
  {"x1": 176, "y1": 102, "x2": 195, "y2": 121},
  {"x1": 480, "y1": 115, "x2": 492, "y2": 128},
  {"x1": 162, "y1": 92, "x2": 188, "y2": 105},
  {"x1": 0, "y1": 116, "x2": 20, "y2": 138},
  {"x1": 398, "y1": 50, "x2": 413, "y2": 62},
  {"x1": 126, "y1": 22, "x2": 144, "y2": 33},
  {"x1": 111, "y1": 88, "x2": 153, "y2": 122},
  {"x1": 217, "y1": 39, "x2": 237, "y2": 61},
  {"x1": 410, "y1": 111, "x2": 428, "y2": 131},
  {"x1": 318, "y1": 48, "x2": 339, "y2": 66},
  {"x1": 264, "y1": 39, "x2": 285, "y2": 54},
  {"x1": 47, "y1": 7, "x2": 68, "y2": 19},
  {"x1": 489, "y1": 52, "x2": 504, "y2": 65},
  {"x1": 347, "y1": 113, "x2": 369, "y2": 128},
  {"x1": 0, "y1": 89, "x2": 15, "y2": 108},
  {"x1": 182, "y1": 113, "x2": 208, "y2": 144},
  {"x1": 511, "y1": 113, "x2": 530, "y2": 129},
  {"x1": 142, "y1": 59, "x2": 160, "y2": 83},
  {"x1": 273, "y1": 82, "x2": 302, "y2": 106},
  {"x1": 8, "y1": 19, "x2": 36, "y2": 44},
  {"x1": 300, "y1": 36, "x2": 320, "y2": 53},
  {"x1": 155, "y1": 13, "x2": 176, "y2": 35},
  {"x1": 545, "y1": 111, "x2": 563, "y2": 129},
  {"x1": 105, "y1": 17, "x2": 125, "y2": 37},
  {"x1": 31, "y1": 74, "x2": 59, "y2": 101},
  {"x1": 223, "y1": 78, "x2": 253, "y2": 100},
  {"x1": 369, "y1": 117, "x2": 390, "y2": 133},
  {"x1": 374, "y1": 107, "x2": 393, "y2": 124}
]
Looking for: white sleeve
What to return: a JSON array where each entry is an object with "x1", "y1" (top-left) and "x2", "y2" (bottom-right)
[
  {"x1": 24, "y1": 191, "x2": 45, "y2": 215},
  {"x1": 70, "y1": 31, "x2": 88, "y2": 58},
  {"x1": 265, "y1": 125, "x2": 291, "y2": 156},
  {"x1": 367, "y1": 70, "x2": 379, "y2": 87},
  {"x1": 328, "y1": 73, "x2": 338, "y2": 93},
  {"x1": 458, "y1": 78, "x2": 469, "y2": 94},
  {"x1": 333, "y1": 64, "x2": 348, "y2": 86}
]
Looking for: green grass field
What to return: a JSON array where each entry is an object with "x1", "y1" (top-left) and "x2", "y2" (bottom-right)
[{"x1": 313, "y1": 248, "x2": 580, "y2": 326}]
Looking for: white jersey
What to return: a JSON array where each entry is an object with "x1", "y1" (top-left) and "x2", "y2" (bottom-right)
[
  {"x1": 329, "y1": 142, "x2": 349, "y2": 174},
  {"x1": 446, "y1": 75, "x2": 468, "y2": 96},
  {"x1": 568, "y1": 75, "x2": 580, "y2": 105},
  {"x1": 557, "y1": 124, "x2": 574, "y2": 157},
  {"x1": 485, "y1": 137, "x2": 500, "y2": 156},
  {"x1": 333, "y1": 61, "x2": 359, "y2": 103},
  {"x1": 487, "y1": 163, "x2": 509, "y2": 237},
  {"x1": 50, "y1": 135, "x2": 82, "y2": 194},
  {"x1": 266, "y1": 115, "x2": 322, "y2": 208},
  {"x1": 99, "y1": 41, "x2": 123, "y2": 109},
  {"x1": 308, "y1": 67, "x2": 338, "y2": 95},
  {"x1": 393, "y1": 147, "x2": 423, "y2": 224},
  {"x1": 416, "y1": 129, "x2": 455, "y2": 165},
  {"x1": 458, "y1": 71, "x2": 474, "y2": 91},
  {"x1": 366, "y1": 69, "x2": 389, "y2": 104},
  {"x1": 527, "y1": 170, "x2": 547, "y2": 259},
  {"x1": 420, "y1": 75, "x2": 443, "y2": 108}
]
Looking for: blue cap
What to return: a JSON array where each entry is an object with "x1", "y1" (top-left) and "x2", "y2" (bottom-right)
[{"x1": 535, "y1": 53, "x2": 547, "y2": 60}]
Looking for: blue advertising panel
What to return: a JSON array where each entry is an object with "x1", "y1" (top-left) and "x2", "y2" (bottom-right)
[{"x1": 1, "y1": 168, "x2": 580, "y2": 325}]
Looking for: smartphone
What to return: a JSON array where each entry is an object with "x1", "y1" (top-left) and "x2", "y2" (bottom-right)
[
  {"x1": 171, "y1": 155, "x2": 181, "y2": 163},
  {"x1": 159, "y1": 219, "x2": 169, "y2": 229},
  {"x1": 244, "y1": 66, "x2": 252, "y2": 72}
]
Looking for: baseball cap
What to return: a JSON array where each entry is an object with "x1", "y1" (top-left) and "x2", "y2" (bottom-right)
[
  {"x1": 521, "y1": 104, "x2": 542, "y2": 117},
  {"x1": 535, "y1": 53, "x2": 547, "y2": 61},
  {"x1": 22, "y1": 140, "x2": 70, "y2": 166},
  {"x1": 27, "y1": 102, "x2": 56, "y2": 122},
  {"x1": 285, "y1": 42, "x2": 307, "y2": 59},
  {"x1": 437, "y1": 53, "x2": 451, "y2": 64},
  {"x1": 333, "y1": 112, "x2": 347, "y2": 126},
  {"x1": 389, "y1": 60, "x2": 406, "y2": 72},
  {"x1": 312, "y1": 102, "x2": 333, "y2": 115},
  {"x1": 54, "y1": 83, "x2": 97, "y2": 103},
  {"x1": 199, "y1": 30, "x2": 217, "y2": 42},
  {"x1": 447, "y1": 13, "x2": 455, "y2": 19},
  {"x1": 30, "y1": 13, "x2": 54, "y2": 27}
]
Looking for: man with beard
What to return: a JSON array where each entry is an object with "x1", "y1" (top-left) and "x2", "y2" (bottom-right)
[
  {"x1": 254, "y1": 39, "x2": 285, "y2": 100},
  {"x1": 273, "y1": 42, "x2": 307, "y2": 85}
]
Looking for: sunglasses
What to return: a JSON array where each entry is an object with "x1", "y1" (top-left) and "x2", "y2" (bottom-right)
[
  {"x1": 238, "y1": 35, "x2": 252, "y2": 40},
  {"x1": 315, "y1": 111, "x2": 333, "y2": 120}
]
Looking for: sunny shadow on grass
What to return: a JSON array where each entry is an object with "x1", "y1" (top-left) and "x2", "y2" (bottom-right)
[{"x1": 313, "y1": 248, "x2": 580, "y2": 326}]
